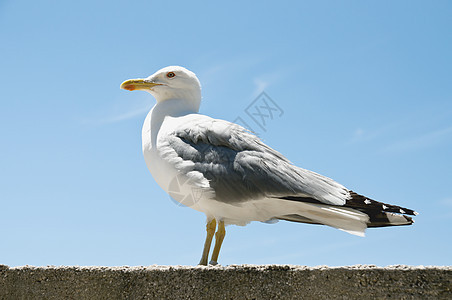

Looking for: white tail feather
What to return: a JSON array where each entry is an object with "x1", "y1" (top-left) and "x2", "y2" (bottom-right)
[{"x1": 279, "y1": 202, "x2": 369, "y2": 236}]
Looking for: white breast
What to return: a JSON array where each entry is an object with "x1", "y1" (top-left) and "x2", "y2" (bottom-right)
[{"x1": 142, "y1": 109, "x2": 214, "y2": 215}]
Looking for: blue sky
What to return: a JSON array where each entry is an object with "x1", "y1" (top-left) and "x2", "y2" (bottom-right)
[{"x1": 1, "y1": 1, "x2": 451, "y2": 267}]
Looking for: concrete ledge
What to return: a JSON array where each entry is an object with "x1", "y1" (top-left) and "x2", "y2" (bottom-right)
[{"x1": 0, "y1": 265, "x2": 451, "y2": 299}]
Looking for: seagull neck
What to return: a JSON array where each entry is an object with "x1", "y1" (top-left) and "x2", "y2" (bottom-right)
[
  {"x1": 146, "y1": 98, "x2": 200, "y2": 148},
  {"x1": 154, "y1": 98, "x2": 200, "y2": 117}
]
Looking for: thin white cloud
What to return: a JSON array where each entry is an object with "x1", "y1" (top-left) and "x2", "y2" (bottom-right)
[
  {"x1": 348, "y1": 116, "x2": 414, "y2": 145},
  {"x1": 440, "y1": 198, "x2": 452, "y2": 207},
  {"x1": 436, "y1": 198, "x2": 452, "y2": 220},
  {"x1": 253, "y1": 78, "x2": 270, "y2": 96},
  {"x1": 347, "y1": 107, "x2": 452, "y2": 155},
  {"x1": 351, "y1": 128, "x2": 365, "y2": 142},
  {"x1": 251, "y1": 69, "x2": 286, "y2": 98},
  {"x1": 81, "y1": 98, "x2": 152, "y2": 125},
  {"x1": 197, "y1": 55, "x2": 266, "y2": 86},
  {"x1": 380, "y1": 126, "x2": 452, "y2": 154},
  {"x1": 98, "y1": 104, "x2": 151, "y2": 124}
]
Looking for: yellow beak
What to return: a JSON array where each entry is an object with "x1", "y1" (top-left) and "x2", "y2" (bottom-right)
[{"x1": 120, "y1": 79, "x2": 162, "y2": 91}]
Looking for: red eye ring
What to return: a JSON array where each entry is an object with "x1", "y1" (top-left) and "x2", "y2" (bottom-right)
[{"x1": 166, "y1": 72, "x2": 176, "y2": 78}]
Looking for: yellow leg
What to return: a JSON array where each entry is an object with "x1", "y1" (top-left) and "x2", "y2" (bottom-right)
[
  {"x1": 198, "y1": 219, "x2": 216, "y2": 266},
  {"x1": 210, "y1": 220, "x2": 226, "y2": 265}
]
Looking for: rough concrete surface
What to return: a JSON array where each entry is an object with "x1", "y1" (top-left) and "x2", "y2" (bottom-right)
[{"x1": 0, "y1": 264, "x2": 451, "y2": 299}]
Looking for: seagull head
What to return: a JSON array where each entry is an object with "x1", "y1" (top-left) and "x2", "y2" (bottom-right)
[{"x1": 120, "y1": 66, "x2": 201, "y2": 108}]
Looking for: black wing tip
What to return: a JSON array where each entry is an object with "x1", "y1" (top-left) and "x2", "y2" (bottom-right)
[
  {"x1": 403, "y1": 214, "x2": 414, "y2": 224},
  {"x1": 347, "y1": 190, "x2": 418, "y2": 216}
]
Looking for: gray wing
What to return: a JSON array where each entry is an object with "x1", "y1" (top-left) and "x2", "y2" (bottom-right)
[{"x1": 164, "y1": 116, "x2": 349, "y2": 206}]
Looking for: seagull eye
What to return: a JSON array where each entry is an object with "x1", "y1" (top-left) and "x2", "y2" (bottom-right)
[{"x1": 166, "y1": 72, "x2": 176, "y2": 78}]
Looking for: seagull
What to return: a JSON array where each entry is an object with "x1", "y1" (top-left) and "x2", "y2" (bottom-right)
[{"x1": 120, "y1": 66, "x2": 417, "y2": 266}]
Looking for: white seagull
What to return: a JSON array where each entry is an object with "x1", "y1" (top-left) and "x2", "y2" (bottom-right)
[{"x1": 120, "y1": 66, "x2": 417, "y2": 265}]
